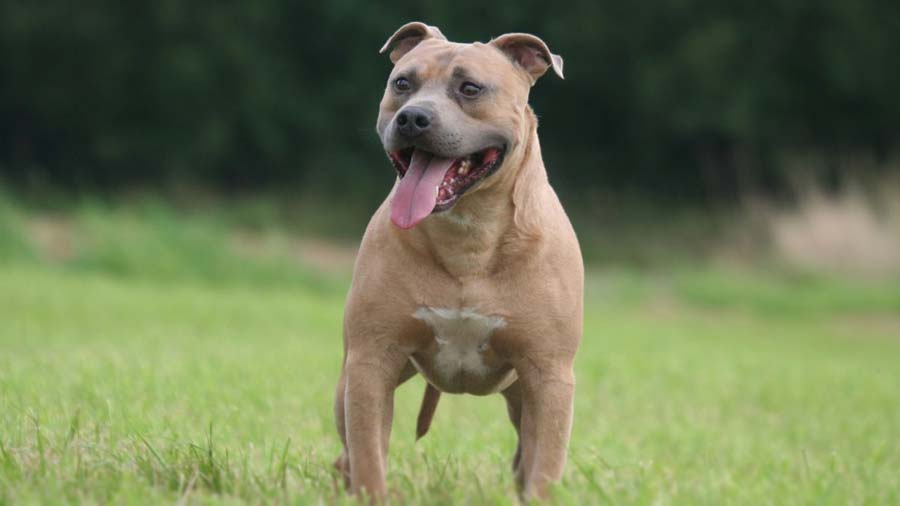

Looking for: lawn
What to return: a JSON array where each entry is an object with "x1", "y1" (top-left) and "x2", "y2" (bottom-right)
[{"x1": 1, "y1": 199, "x2": 899, "y2": 504}]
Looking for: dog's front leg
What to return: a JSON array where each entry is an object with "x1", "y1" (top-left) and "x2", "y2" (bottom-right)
[
  {"x1": 515, "y1": 357, "x2": 576, "y2": 500},
  {"x1": 343, "y1": 345, "x2": 407, "y2": 499}
]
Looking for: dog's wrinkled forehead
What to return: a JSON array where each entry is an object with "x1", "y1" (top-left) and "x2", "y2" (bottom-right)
[
  {"x1": 380, "y1": 21, "x2": 564, "y2": 87},
  {"x1": 392, "y1": 42, "x2": 524, "y2": 97}
]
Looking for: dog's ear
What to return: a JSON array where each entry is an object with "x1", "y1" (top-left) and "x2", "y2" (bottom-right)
[
  {"x1": 490, "y1": 33, "x2": 564, "y2": 83},
  {"x1": 380, "y1": 22, "x2": 447, "y2": 64}
]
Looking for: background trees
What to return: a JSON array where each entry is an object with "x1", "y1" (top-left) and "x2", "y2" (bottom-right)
[{"x1": 2, "y1": 1, "x2": 898, "y2": 206}]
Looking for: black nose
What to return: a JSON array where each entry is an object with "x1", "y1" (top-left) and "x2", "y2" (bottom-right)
[{"x1": 395, "y1": 106, "x2": 433, "y2": 138}]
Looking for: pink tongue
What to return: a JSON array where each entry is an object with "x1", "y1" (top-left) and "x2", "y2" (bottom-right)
[{"x1": 391, "y1": 150, "x2": 455, "y2": 229}]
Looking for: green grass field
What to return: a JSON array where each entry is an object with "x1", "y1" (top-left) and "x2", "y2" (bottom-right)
[{"x1": 1, "y1": 197, "x2": 899, "y2": 504}]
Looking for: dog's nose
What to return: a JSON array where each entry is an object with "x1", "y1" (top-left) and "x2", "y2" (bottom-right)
[{"x1": 395, "y1": 106, "x2": 433, "y2": 138}]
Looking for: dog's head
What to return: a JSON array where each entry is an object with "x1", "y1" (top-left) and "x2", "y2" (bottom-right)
[{"x1": 376, "y1": 22, "x2": 563, "y2": 229}]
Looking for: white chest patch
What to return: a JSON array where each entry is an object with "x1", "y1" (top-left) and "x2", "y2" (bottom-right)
[{"x1": 413, "y1": 307, "x2": 506, "y2": 378}]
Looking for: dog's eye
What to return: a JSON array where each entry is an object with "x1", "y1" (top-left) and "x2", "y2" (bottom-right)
[
  {"x1": 393, "y1": 77, "x2": 411, "y2": 92},
  {"x1": 459, "y1": 82, "x2": 482, "y2": 98}
]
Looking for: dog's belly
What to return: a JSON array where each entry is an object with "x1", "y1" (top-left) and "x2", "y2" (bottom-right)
[{"x1": 409, "y1": 307, "x2": 517, "y2": 395}]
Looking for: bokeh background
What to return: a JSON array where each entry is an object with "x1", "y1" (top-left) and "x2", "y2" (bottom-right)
[
  {"x1": 3, "y1": 1, "x2": 900, "y2": 269},
  {"x1": 2, "y1": 2, "x2": 900, "y2": 504}
]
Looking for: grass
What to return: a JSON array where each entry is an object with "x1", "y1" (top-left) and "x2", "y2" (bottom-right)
[{"x1": 1, "y1": 195, "x2": 899, "y2": 504}]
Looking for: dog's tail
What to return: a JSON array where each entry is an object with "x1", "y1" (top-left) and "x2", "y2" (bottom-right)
[{"x1": 415, "y1": 383, "x2": 441, "y2": 440}]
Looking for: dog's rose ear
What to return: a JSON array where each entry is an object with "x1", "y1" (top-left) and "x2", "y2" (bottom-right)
[
  {"x1": 490, "y1": 33, "x2": 564, "y2": 83},
  {"x1": 380, "y1": 22, "x2": 447, "y2": 64}
]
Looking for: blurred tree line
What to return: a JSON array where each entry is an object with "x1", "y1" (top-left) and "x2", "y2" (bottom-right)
[{"x1": 1, "y1": 0, "x2": 899, "y2": 205}]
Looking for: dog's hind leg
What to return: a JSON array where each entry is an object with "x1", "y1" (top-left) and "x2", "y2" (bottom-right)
[
  {"x1": 397, "y1": 360, "x2": 443, "y2": 441},
  {"x1": 333, "y1": 365, "x2": 351, "y2": 489},
  {"x1": 415, "y1": 383, "x2": 441, "y2": 440},
  {"x1": 397, "y1": 359, "x2": 417, "y2": 386},
  {"x1": 502, "y1": 380, "x2": 525, "y2": 491}
]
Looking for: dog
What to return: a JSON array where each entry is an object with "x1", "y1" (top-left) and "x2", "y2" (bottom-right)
[{"x1": 333, "y1": 21, "x2": 583, "y2": 501}]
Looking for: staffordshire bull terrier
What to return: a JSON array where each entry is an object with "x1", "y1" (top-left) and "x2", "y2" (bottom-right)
[{"x1": 333, "y1": 21, "x2": 583, "y2": 500}]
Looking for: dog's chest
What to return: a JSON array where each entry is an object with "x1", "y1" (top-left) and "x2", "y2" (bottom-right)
[{"x1": 411, "y1": 307, "x2": 510, "y2": 392}]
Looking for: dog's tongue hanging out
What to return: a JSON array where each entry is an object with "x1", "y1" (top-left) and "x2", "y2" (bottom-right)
[{"x1": 390, "y1": 149, "x2": 455, "y2": 229}]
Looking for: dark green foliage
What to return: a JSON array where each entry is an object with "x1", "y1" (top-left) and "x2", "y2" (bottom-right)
[{"x1": 1, "y1": 1, "x2": 899, "y2": 204}]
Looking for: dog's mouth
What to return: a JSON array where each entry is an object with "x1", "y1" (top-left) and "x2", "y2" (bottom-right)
[{"x1": 388, "y1": 146, "x2": 506, "y2": 229}]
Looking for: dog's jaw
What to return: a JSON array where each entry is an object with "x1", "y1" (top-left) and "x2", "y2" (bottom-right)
[{"x1": 388, "y1": 145, "x2": 507, "y2": 229}]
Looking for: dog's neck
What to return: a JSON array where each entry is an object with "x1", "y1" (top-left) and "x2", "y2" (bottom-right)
[{"x1": 394, "y1": 116, "x2": 548, "y2": 278}]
